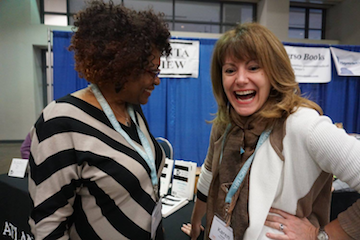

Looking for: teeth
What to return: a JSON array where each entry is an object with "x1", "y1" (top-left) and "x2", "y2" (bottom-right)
[
  {"x1": 235, "y1": 90, "x2": 255, "y2": 96},
  {"x1": 145, "y1": 89, "x2": 153, "y2": 94}
]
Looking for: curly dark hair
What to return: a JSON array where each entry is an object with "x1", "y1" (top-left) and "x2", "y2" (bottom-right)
[{"x1": 68, "y1": 0, "x2": 171, "y2": 89}]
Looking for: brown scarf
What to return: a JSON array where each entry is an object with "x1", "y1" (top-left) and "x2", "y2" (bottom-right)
[{"x1": 205, "y1": 108, "x2": 271, "y2": 239}]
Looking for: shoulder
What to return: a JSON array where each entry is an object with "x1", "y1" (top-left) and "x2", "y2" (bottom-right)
[
  {"x1": 287, "y1": 107, "x2": 326, "y2": 129},
  {"x1": 288, "y1": 107, "x2": 320, "y2": 122},
  {"x1": 42, "y1": 95, "x2": 75, "y2": 114},
  {"x1": 210, "y1": 122, "x2": 226, "y2": 143},
  {"x1": 285, "y1": 107, "x2": 333, "y2": 140},
  {"x1": 42, "y1": 95, "x2": 92, "y2": 120},
  {"x1": 35, "y1": 95, "x2": 91, "y2": 139}
]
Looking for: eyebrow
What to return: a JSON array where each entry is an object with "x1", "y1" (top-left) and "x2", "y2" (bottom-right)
[
  {"x1": 224, "y1": 59, "x2": 258, "y2": 64},
  {"x1": 223, "y1": 61, "x2": 236, "y2": 65}
]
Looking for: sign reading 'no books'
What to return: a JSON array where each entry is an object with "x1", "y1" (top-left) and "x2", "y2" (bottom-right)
[{"x1": 159, "y1": 39, "x2": 200, "y2": 78}]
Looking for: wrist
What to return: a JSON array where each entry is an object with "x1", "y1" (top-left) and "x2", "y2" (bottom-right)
[
  {"x1": 317, "y1": 228, "x2": 329, "y2": 240},
  {"x1": 191, "y1": 219, "x2": 202, "y2": 226},
  {"x1": 190, "y1": 215, "x2": 201, "y2": 225}
]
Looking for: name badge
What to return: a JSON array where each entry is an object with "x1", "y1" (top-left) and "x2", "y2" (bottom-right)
[
  {"x1": 151, "y1": 200, "x2": 162, "y2": 239},
  {"x1": 209, "y1": 215, "x2": 234, "y2": 240}
]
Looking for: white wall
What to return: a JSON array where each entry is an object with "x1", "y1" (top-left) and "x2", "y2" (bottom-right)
[
  {"x1": 0, "y1": 0, "x2": 72, "y2": 141},
  {"x1": 326, "y1": 0, "x2": 360, "y2": 45},
  {"x1": 0, "y1": 0, "x2": 359, "y2": 141},
  {"x1": 257, "y1": 0, "x2": 290, "y2": 40},
  {"x1": 257, "y1": 0, "x2": 340, "y2": 45}
]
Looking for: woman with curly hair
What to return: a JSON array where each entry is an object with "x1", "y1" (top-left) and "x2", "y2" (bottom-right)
[
  {"x1": 28, "y1": 1, "x2": 171, "y2": 239},
  {"x1": 182, "y1": 23, "x2": 360, "y2": 240}
]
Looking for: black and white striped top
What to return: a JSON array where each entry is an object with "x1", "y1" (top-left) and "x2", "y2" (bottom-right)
[{"x1": 28, "y1": 95, "x2": 165, "y2": 240}]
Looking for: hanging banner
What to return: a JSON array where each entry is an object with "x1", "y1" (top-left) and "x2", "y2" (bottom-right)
[
  {"x1": 159, "y1": 39, "x2": 199, "y2": 78},
  {"x1": 330, "y1": 47, "x2": 360, "y2": 76},
  {"x1": 284, "y1": 46, "x2": 331, "y2": 83}
]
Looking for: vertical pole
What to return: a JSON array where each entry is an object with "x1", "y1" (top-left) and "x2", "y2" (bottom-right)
[{"x1": 47, "y1": 28, "x2": 53, "y2": 104}]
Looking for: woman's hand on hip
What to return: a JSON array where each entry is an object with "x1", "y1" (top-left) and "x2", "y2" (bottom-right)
[
  {"x1": 181, "y1": 222, "x2": 204, "y2": 240},
  {"x1": 265, "y1": 208, "x2": 318, "y2": 240}
]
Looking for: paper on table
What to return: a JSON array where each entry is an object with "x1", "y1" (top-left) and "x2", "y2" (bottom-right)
[
  {"x1": 8, "y1": 158, "x2": 28, "y2": 178},
  {"x1": 160, "y1": 158, "x2": 174, "y2": 197},
  {"x1": 161, "y1": 195, "x2": 189, "y2": 218}
]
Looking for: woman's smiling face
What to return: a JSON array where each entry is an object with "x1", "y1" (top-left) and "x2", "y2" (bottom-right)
[
  {"x1": 222, "y1": 57, "x2": 271, "y2": 117},
  {"x1": 120, "y1": 49, "x2": 161, "y2": 105}
]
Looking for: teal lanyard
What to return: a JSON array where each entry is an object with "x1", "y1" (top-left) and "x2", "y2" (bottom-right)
[
  {"x1": 219, "y1": 123, "x2": 271, "y2": 204},
  {"x1": 91, "y1": 84, "x2": 158, "y2": 189}
]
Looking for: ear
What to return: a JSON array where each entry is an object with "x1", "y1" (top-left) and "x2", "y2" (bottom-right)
[{"x1": 115, "y1": 82, "x2": 125, "y2": 93}]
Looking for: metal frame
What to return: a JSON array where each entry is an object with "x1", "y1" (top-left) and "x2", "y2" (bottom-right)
[
  {"x1": 156, "y1": 137, "x2": 174, "y2": 159},
  {"x1": 289, "y1": 6, "x2": 325, "y2": 40},
  {"x1": 41, "y1": 0, "x2": 71, "y2": 25},
  {"x1": 40, "y1": 0, "x2": 256, "y2": 33},
  {"x1": 40, "y1": 49, "x2": 48, "y2": 107}
]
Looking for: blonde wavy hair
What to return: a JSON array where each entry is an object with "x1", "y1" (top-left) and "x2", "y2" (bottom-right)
[{"x1": 211, "y1": 23, "x2": 322, "y2": 126}]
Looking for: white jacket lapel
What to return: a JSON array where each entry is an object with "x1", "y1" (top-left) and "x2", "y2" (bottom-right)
[{"x1": 244, "y1": 139, "x2": 284, "y2": 240}]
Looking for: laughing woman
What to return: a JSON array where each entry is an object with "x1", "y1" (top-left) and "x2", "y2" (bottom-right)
[
  {"x1": 182, "y1": 23, "x2": 360, "y2": 240},
  {"x1": 28, "y1": 1, "x2": 171, "y2": 239}
]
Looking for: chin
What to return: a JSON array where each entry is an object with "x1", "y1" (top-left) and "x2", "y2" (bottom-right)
[
  {"x1": 235, "y1": 108, "x2": 256, "y2": 117},
  {"x1": 239, "y1": 113, "x2": 254, "y2": 117},
  {"x1": 140, "y1": 99, "x2": 149, "y2": 105}
]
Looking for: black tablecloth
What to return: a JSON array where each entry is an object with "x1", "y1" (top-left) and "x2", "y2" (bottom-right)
[
  {"x1": 163, "y1": 200, "x2": 205, "y2": 240},
  {"x1": 0, "y1": 174, "x2": 203, "y2": 240},
  {"x1": 0, "y1": 174, "x2": 33, "y2": 239}
]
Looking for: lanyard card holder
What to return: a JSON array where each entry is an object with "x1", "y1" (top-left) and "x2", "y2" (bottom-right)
[{"x1": 209, "y1": 214, "x2": 234, "y2": 240}]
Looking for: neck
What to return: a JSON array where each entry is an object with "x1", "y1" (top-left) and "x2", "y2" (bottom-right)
[
  {"x1": 90, "y1": 84, "x2": 126, "y2": 106},
  {"x1": 89, "y1": 84, "x2": 130, "y2": 126}
]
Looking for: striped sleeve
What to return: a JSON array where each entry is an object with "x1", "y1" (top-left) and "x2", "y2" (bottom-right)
[{"x1": 29, "y1": 101, "x2": 81, "y2": 239}]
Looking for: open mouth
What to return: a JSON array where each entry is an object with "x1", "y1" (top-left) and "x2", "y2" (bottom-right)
[
  {"x1": 235, "y1": 90, "x2": 256, "y2": 102},
  {"x1": 145, "y1": 89, "x2": 153, "y2": 94}
]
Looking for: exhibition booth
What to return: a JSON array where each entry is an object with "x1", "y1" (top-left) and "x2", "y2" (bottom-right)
[{"x1": 1, "y1": 32, "x2": 359, "y2": 240}]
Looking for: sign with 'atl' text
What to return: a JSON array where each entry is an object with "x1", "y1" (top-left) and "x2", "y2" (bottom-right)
[
  {"x1": 159, "y1": 39, "x2": 199, "y2": 78},
  {"x1": 284, "y1": 46, "x2": 331, "y2": 83}
]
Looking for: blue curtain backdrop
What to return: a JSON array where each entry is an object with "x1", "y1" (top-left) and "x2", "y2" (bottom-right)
[
  {"x1": 53, "y1": 30, "x2": 360, "y2": 166},
  {"x1": 53, "y1": 31, "x2": 88, "y2": 99},
  {"x1": 142, "y1": 38, "x2": 218, "y2": 166}
]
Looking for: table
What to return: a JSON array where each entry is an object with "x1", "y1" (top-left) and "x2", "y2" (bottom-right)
[
  {"x1": 0, "y1": 174, "x2": 204, "y2": 240},
  {"x1": 0, "y1": 174, "x2": 33, "y2": 240},
  {"x1": 163, "y1": 200, "x2": 205, "y2": 240}
]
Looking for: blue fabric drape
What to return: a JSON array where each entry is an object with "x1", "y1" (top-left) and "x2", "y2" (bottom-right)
[
  {"x1": 52, "y1": 30, "x2": 360, "y2": 166},
  {"x1": 53, "y1": 31, "x2": 88, "y2": 100},
  {"x1": 142, "y1": 38, "x2": 218, "y2": 166}
]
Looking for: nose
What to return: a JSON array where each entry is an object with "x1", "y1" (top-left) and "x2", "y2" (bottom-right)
[
  {"x1": 235, "y1": 69, "x2": 248, "y2": 85},
  {"x1": 154, "y1": 76, "x2": 160, "y2": 85}
]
